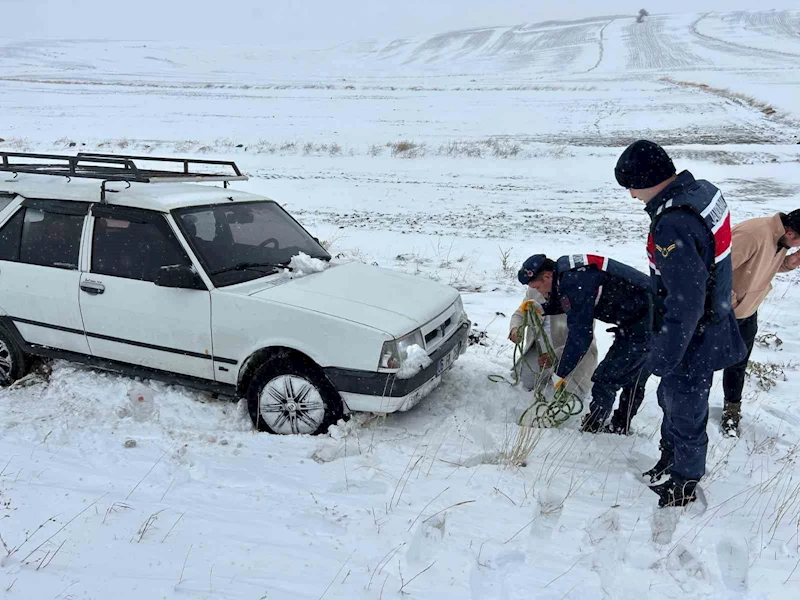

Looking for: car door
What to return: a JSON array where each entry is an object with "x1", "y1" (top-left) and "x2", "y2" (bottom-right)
[
  {"x1": 78, "y1": 204, "x2": 215, "y2": 380},
  {"x1": 0, "y1": 196, "x2": 91, "y2": 354}
]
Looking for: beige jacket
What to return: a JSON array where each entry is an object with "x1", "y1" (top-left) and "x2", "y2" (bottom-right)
[
  {"x1": 509, "y1": 287, "x2": 597, "y2": 398},
  {"x1": 731, "y1": 213, "x2": 796, "y2": 319},
  {"x1": 509, "y1": 286, "x2": 550, "y2": 356}
]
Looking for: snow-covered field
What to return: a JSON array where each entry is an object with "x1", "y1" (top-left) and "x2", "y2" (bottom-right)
[{"x1": 2, "y1": 10, "x2": 800, "y2": 599}]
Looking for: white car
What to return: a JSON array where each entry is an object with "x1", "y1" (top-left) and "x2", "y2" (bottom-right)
[{"x1": 0, "y1": 152, "x2": 469, "y2": 434}]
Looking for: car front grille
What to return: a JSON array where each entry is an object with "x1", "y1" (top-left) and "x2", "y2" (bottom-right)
[{"x1": 420, "y1": 305, "x2": 459, "y2": 354}]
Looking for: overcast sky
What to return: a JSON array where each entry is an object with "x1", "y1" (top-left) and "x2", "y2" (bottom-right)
[{"x1": 1, "y1": 0, "x2": 793, "y2": 47}]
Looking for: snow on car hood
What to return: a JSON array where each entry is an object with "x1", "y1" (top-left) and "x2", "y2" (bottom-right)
[{"x1": 247, "y1": 262, "x2": 459, "y2": 337}]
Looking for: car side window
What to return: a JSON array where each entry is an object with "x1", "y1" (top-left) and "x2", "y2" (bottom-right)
[
  {"x1": 92, "y1": 215, "x2": 192, "y2": 282},
  {"x1": 0, "y1": 209, "x2": 24, "y2": 261},
  {"x1": 20, "y1": 208, "x2": 84, "y2": 270}
]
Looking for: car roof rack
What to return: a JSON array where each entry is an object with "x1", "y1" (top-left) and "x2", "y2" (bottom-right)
[{"x1": 0, "y1": 151, "x2": 247, "y2": 186}]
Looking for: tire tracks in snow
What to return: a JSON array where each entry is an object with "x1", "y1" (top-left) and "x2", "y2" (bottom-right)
[
  {"x1": 689, "y1": 12, "x2": 800, "y2": 61},
  {"x1": 624, "y1": 16, "x2": 707, "y2": 70},
  {"x1": 736, "y1": 9, "x2": 800, "y2": 43}
]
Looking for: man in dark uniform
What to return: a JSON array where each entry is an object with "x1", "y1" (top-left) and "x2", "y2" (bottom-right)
[
  {"x1": 615, "y1": 140, "x2": 747, "y2": 508},
  {"x1": 522, "y1": 254, "x2": 652, "y2": 435}
]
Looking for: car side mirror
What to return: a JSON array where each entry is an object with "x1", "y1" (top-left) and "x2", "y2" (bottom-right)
[{"x1": 155, "y1": 265, "x2": 205, "y2": 290}]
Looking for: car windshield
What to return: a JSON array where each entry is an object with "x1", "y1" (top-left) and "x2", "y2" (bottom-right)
[{"x1": 173, "y1": 201, "x2": 330, "y2": 286}]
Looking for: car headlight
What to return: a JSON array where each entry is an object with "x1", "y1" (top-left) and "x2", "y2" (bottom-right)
[{"x1": 379, "y1": 329, "x2": 425, "y2": 371}]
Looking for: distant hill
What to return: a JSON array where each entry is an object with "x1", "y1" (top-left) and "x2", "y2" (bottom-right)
[{"x1": 0, "y1": 10, "x2": 798, "y2": 82}]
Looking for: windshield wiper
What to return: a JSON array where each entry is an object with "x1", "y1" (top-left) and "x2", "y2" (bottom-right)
[{"x1": 211, "y1": 261, "x2": 294, "y2": 276}]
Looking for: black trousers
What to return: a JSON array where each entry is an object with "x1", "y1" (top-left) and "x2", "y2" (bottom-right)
[
  {"x1": 722, "y1": 312, "x2": 758, "y2": 404},
  {"x1": 589, "y1": 325, "x2": 651, "y2": 421}
]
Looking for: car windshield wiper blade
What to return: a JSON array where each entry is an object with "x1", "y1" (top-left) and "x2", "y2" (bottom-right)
[{"x1": 211, "y1": 261, "x2": 294, "y2": 276}]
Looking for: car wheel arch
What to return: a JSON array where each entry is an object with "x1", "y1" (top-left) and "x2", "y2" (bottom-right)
[{"x1": 236, "y1": 346, "x2": 329, "y2": 396}]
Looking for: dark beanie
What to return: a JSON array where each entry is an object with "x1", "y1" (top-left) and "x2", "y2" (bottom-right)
[
  {"x1": 615, "y1": 140, "x2": 676, "y2": 189},
  {"x1": 518, "y1": 254, "x2": 548, "y2": 285}
]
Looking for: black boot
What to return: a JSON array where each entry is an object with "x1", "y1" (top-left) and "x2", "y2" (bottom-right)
[
  {"x1": 649, "y1": 476, "x2": 697, "y2": 508},
  {"x1": 607, "y1": 383, "x2": 645, "y2": 435},
  {"x1": 606, "y1": 411, "x2": 631, "y2": 435},
  {"x1": 721, "y1": 401, "x2": 741, "y2": 438},
  {"x1": 580, "y1": 411, "x2": 605, "y2": 433},
  {"x1": 642, "y1": 453, "x2": 673, "y2": 484}
]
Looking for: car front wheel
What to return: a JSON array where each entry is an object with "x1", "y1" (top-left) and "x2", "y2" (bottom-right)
[
  {"x1": 0, "y1": 326, "x2": 28, "y2": 386},
  {"x1": 246, "y1": 354, "x2": 343, "y2": 435}
]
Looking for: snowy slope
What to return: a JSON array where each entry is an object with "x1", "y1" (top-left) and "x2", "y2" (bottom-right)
[
  {"x1": 694, "y1": 10, "x2": 800, "y2": 58},
  {"x1": 2, "y1": 9, "x2": 800, "y2": 600}
]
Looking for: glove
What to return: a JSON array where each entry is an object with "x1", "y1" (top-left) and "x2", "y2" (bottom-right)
[{"x1": 519, "y1": 300, "x2": 543, "y2": 316}]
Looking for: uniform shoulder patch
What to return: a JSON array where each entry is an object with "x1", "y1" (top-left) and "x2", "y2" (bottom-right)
[
  {"x1": 655, "y1": 243, "x2": 676, "y2": 258},
  {"x1": 560, "y1": 296, "x2": 571, "y2": 312}
]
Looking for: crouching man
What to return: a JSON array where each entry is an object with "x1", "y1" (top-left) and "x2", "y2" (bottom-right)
[
  {"x1": 518, "y1": 254, "x2": 652, "y2": 434},
  {"x1": 510, "y1": 255, "x2": 597, "y2": 403}
]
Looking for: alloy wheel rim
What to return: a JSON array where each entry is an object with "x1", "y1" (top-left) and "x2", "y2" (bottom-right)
[
  {"x1": 259, "y1": 375, "x2": 325, "y2": 434},
  {"x1": 0, "y1": 339, "x2": 12, "y2": 383}
]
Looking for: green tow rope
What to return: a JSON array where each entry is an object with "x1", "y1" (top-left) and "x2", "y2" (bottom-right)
[{"x1": 490, "y1": 306, "x2": 583, "y2": 428}]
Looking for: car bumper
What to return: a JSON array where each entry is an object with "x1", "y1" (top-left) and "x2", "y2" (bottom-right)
[{"x1": 325, "y1": 321, "x2": 469, "y2": 414}]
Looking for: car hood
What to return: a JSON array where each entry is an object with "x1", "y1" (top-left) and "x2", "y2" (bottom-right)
[{"x1": 247, "y1": 262, "x2": 459, "y2": 337}]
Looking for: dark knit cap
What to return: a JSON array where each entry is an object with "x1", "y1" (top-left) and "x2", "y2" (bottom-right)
[
  {"x1": 615, "y1": 140, "x2": 676, "y2": 189},
  {"x1": 518, "y1": 254, "x2": 548, "y2": 285}
]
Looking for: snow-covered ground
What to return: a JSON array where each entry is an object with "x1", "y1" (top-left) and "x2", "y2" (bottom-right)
[{"x1": 2, "y1": 10, "x2": 800, "y2": 599}]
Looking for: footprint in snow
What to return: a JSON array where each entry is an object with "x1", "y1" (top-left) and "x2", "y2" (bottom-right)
[
  {"x1": 716, "y1": 538, "x2": 749, "y2": 592},
  {"x1": 469, "y1": 549, "x2": 526, "y2": 600},
  {"x1": 529, "y1": 489, "x2": 565, "y2": 540},
  {"x1": 650, "y1": 487, "x2": 708, "y2": 546},
  {"x1": 584, "y1": 509, "x2": 621, "y2": 548},
  {"x1": 650, "y1": 506, "x2": 680, "y2": 546},
  {"x1": 406, "y1": 514, "x2": 446, "y2": 565},
  {"x1": 666, "y1": 544, "x2": 710, "y2": 592}
]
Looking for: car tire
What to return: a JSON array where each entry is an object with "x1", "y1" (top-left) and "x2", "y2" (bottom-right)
[
  {"x1": 0, "y1": 325, "x2": 29, "y2": 386},
  {"x1": 246, "y1": 353, "x2": 343, "y2": 435}
]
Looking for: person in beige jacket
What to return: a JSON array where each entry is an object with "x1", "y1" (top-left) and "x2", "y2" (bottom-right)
[
  {"x1": 722, "y1": 209, "x2": 800, "y2": 436},
  {"x1": 508, "y1": 282, "x2": 597, "y2": 403}
]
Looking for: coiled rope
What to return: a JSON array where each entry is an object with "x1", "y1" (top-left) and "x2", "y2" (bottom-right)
[{"x1": 490, "y1": 301, "x2": 583, "y2": 428}]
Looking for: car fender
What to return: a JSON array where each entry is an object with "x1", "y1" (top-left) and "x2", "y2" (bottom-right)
[{"x1": 211, "y1": 291, "x2": 393, "y2": 386}]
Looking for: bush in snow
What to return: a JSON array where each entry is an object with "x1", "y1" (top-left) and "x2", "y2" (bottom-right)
[
  {"x1": 746, "y1": 360, "x2": 790, "y2": 391},
  {"x1": 388, "y1": 140, "x2": 426, "y2": 158}
]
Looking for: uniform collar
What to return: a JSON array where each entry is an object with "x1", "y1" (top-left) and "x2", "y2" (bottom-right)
[{"x1": 644, "y1": 170, "x2": 695, "y2": 219}]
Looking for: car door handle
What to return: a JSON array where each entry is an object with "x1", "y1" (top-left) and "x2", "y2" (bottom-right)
[{"x1": 80, "y1": 282, "x2": 106, "y2": 295}]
